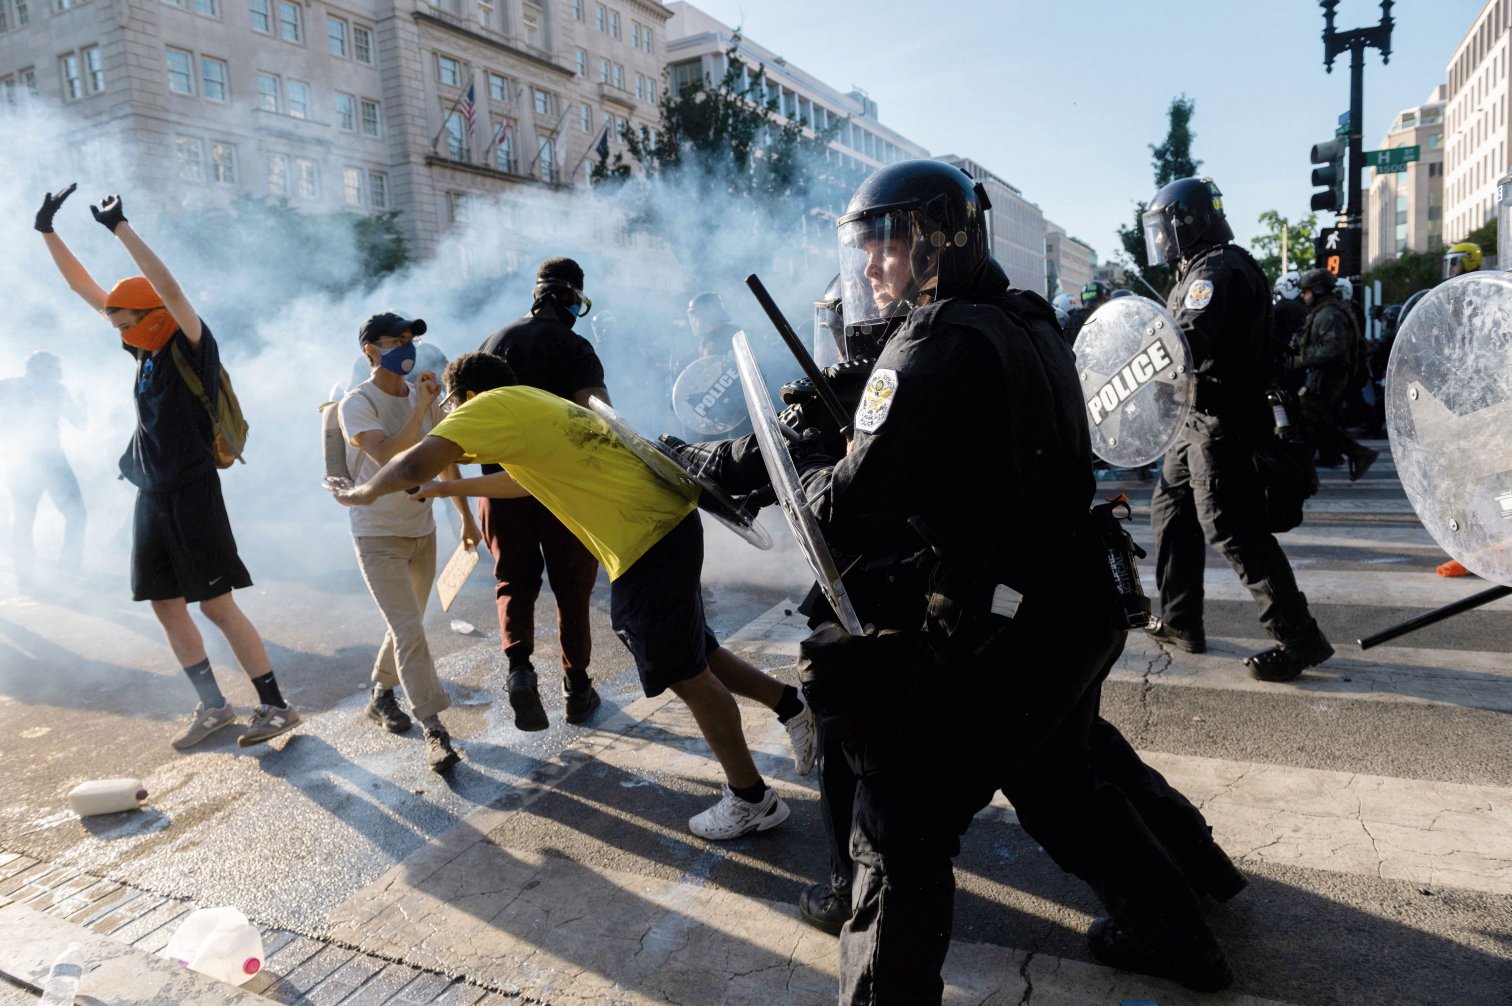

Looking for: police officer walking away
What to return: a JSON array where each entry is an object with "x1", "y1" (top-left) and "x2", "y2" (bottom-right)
[
  {"x1": 1142, "y1": 178, "x2": 1333, "y2": 682},
  {"x1": 1294, "y1": 269, "x2": 1378, "y2": 480},
  {"x1": 795, "y1": 160, "x2": 1232, "y2": 1002},
  {"x1": 477, "y1": 257, "x2": 607, "y2": 729}
]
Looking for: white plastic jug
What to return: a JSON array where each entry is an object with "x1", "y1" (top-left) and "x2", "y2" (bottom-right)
[
  {"x1": 161, "y1": 906, "x2": 264, "y2": 986},
  {"x1": 67, "y1": 779, "x2": 148, "y2": 817}
]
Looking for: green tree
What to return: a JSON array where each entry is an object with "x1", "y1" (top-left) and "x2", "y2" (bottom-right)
[
  {"x1": 1116, "y1": 95, "x2": 1202, "y2": 297},
  {"x1": 1251, "y1": 210, "x2": 1318, "y2": 285},
  {"x1": 352, "y1": 210, "x2": 410, "y2": 282},
  {"x1": 590, "y1": 36, "x2": 844, "y2": 288},
  {"x1": 1363, "y1": 248, "x2": 1440, "y2": 304}
]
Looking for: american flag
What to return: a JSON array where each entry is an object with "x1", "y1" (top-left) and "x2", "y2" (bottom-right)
[{"x1": 459, "y1": 82, "x2": 476, "y2": 139}]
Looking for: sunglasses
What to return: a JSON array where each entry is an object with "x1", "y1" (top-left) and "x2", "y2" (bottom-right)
[{"x1": 438, "y1": 387, "x2": 466, "y2": 414}]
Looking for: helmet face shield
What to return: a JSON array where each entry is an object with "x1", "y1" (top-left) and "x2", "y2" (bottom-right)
[
  {"x1": 837, "y1": 209, "x2": 930, "y2": 339},
  {"x1": 1444, "y1": 253, "x2": 1470, "y2": 280},
  {"x1": 1142, "y1": 207, "x2": 1176, "y2": 264},
  {"x1": 813, "y1": 297, "x2": 844, "y2": 367}
]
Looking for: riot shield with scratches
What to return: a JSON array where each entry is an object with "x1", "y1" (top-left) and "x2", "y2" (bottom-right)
[
  {"x1": 1386, "y1": 271, "x2": 1512, "y2": 586},
  {"x1": 1073, "y1": 298, "x2": 1194, "y2": 467},
  {"x1": 731, "y1": 331, "x2": 864, "y2": 635},
  {"x1": 586, "y1": 396, "x2": 772, "y2": 550},
  {"x1": 672, "y1": 355, "x2": 748, "y2": 436}
]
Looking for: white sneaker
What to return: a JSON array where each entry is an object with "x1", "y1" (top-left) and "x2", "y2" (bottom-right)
[
  {"x1": 172, "y1": 701, "x2": 235, "y2": 750},
  {"x1": 782, "y1": 691, "x2": 817, "y2": 775},
  {"x1": 689, "y1": 784, "x2": 790, "y2": 840}
]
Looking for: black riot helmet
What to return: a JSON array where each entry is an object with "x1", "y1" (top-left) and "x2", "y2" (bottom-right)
[
  {"x1": 835, "y1": 159, "x2": 992, "y2": 345},
  {"x1": 1142, "y1": 177, "x2": 1235, "y2": 265},
  {"x1": 1298, "y1": 268, "x2": 1336, "y2": 297}
]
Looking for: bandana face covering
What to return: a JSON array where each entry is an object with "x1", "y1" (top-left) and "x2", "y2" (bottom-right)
[{"x1": 120, "y1": 307, "x2": 176, "y2": 352}]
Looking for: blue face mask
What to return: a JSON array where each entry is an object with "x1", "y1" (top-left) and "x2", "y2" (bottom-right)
[{"x1": 378, "y1": 343, "x2": 417, "y2": 375}]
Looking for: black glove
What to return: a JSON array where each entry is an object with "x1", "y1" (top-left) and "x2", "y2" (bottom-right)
[
  {"x1": 91, "y1": 194, "x2": 127, "y2": 233},
  {"x1": 734, "y1": 484, "x2": 777, "y2": 514},
  {"x1": 780, "y1": 376, "x2": 816, "y2": 406},
  {"x1": 34, "y1": 183, "x2": 77, "y2": 234},
  {"x1": 658, "y1": 434, "x2": 731, "y2": 477},
  {"x1": 787, "y1": 428, "x2": 834, "y2": 476}
]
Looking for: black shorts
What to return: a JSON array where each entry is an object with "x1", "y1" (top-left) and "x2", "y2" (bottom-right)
[
  {"x1": 131, "y1": 472, "x2": 252, "y2": 603},
  {"x1": 609, "y1": 512, "x2": 718, "y2": 697}
]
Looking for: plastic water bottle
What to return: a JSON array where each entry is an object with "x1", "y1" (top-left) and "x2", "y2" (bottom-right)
[
  {"x1": 67, "y1": 779, "x2": 148, "y2": 817},
  {"x1": 161, "y1": 907, "x2": 264, "y2": 986},
  {"x1": 40, "y1": 942, "x2": 82, "y2": 1004}
]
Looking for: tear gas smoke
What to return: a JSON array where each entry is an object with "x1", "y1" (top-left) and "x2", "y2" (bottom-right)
[{"x1": 0, "y1": 98, "x2": 836, "y2": 639}]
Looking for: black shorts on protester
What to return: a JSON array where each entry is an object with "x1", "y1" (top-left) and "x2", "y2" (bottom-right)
[
  {"x1": 609, "y1": 512, "x2": 718, "y2": 697},
  {"x1": 131, "y1": 472, "x2": 252, "y2": 603}
]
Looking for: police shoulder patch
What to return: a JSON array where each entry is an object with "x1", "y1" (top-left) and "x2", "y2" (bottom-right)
[
  {"x1": 1183, "y1": 279, "x2": 1215, "y2": 311},
  {"x1": 854, "y1": 368, "x2": 899, "y2": 434}
]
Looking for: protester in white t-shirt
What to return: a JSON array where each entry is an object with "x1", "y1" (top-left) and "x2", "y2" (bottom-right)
[{"x1": 338, "y1": 312, "x2": 479, "y2": 773}]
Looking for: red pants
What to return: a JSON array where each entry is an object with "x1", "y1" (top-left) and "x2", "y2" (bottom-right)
[{"x1": 478, "y1": 496, "x2": 598, "y2": 676}]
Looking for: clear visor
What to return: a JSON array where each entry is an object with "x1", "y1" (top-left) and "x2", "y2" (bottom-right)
[
  {"x1": 813, "y1": 301, "x2": 844, "y2": 367},
  {"x1": 1443, "y1": 254, "x2": 1469, "y2": 281},
  {"x1": 836, "y1": 209, "x2": 926, "y2": 336},
  {"x1": 1142, "y1": 209, "x2": 1173, "y2": 265}
]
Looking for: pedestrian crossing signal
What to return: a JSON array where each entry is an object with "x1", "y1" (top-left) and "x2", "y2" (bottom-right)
[{"x1": 1326, "y1": 255, "x2": 1341, "y2": 275}]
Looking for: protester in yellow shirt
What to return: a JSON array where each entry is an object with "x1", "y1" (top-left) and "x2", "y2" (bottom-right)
[{"x1": 332, "y1": 352, "x2": 817, "y2": 840}]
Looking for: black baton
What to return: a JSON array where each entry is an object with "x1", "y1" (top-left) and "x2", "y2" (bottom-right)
[
  {"x1": 745, "y1": 273, "x2": 852, "y2": 439},
  {"x1": 1357, "y1": 583, "x2": 1512, "y2": 649}
]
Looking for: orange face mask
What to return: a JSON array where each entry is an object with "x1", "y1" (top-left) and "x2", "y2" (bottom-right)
[{"x1": 104, "y1": 277, "x2": 177, "y2": 352}]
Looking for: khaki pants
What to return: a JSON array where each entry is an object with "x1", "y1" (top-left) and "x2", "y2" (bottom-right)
[{"x1": 353, "y1": 533, "x2": 450, "y2": 720}]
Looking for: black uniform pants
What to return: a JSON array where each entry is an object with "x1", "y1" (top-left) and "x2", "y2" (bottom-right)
[
  {"x1": 1151, "y1": 425, "x2": 1319, "y2": 644},
  {"x1": 837, "y1": 618, "x2": 1217, "y2": 1006},
  {"x1": 1299, "y1": 376, "x2": 1368, "y2": 462}
]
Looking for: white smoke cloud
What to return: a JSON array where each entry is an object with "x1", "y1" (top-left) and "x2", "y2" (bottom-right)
[{"x1": 0, "y1": 96, "x2": 831, "y2": 627}]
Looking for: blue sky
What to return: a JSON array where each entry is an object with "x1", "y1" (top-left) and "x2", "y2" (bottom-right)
[{"x1": 691, "y1": 0, "x2": 1486, "y2": 264}]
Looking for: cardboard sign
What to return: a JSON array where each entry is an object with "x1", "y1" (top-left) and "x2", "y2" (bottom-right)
[{"x1": 436, "y1": 542, "x2": 480, "y2": 612}]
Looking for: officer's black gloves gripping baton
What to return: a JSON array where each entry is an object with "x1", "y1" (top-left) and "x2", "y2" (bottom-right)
[
  {"x1": 659, "y1": 434, "x2": 732, "y2": 477},
  {"x1": 787, "y1": 428, "x2": 834, "y2": 477},
  {"x1": 91, "y1": 194, "x2": 128, "y2": 233},
  {"x1": 34, "y1": 183, "x2": 77, "y2": 234}
]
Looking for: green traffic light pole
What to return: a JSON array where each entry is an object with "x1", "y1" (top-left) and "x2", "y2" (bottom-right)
[{"x1": 1320, "y1": 0, "x2": 1394, "y2": 289}]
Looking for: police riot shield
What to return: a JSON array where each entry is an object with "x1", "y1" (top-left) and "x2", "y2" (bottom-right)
[
  {"x1": 731, "y1": 331, "x2": 864, "y2": 635},
  {"x1": 586, "y1": 396, "x2": 772, "y2": 550},
  {"x1": 672, "y1": 355, "x2": 747, "y2": 436},
  {"x1": 1385, "y1": 272, "x2": 1512, "y2": 586},
  {"x1": 1072, "y1": 298, "x2": 1194, "y2": 467}
]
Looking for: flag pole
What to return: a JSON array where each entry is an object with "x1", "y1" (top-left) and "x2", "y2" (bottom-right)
[
  {"x1": 430, "y1": 70, "x2": 476, "y2": 154},
  {"x1": 568, "y1": 123, "x2": 612, "y2": 187},
  {"x1": 525, "y1": 99, "x2": 576, "y2": 181}
]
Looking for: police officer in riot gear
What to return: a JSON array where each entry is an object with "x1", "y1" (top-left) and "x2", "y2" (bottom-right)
[
  {"x1": 1142, "y1": 178, "x2": 1333, "y2": 682},
  {"x1": 794, "y1": 159, "x2": 1233, "y2": 1000},
  {"x1": 1273, "y1": 270, "x2": 1308, "y2": 359},
  {"x1": 1295, "y1": 269, "x2": 1378, "y2": 480}
]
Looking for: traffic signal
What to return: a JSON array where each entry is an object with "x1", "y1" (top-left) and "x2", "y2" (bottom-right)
[{"x1": 1311, "y1": 138, "x2": 1346, "y2": 213}]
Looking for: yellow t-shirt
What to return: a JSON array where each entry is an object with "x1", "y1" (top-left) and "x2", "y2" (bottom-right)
[{"x1": 429, "y1": 386, "x2": 696, "y2": 580}]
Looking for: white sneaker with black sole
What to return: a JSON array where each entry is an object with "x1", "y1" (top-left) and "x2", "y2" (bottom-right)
[{"x1": 689, "y1": 784, "x2": 789, "y2": 840}]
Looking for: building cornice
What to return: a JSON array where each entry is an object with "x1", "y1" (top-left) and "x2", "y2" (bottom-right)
[{"x1": 413, "y1": 12, "x2": 574, "y2": 79}]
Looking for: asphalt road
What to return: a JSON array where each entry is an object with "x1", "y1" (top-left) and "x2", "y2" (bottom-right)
[{"x1": 2, "y1": 444, "x2": 1510, "y2": 1004}]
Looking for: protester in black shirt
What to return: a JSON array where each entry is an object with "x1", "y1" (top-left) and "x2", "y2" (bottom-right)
[{"x1": 35, "y1": 185, "x2": 300, "y2": 750}]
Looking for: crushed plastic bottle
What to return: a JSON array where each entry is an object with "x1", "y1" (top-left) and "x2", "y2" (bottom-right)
[
  {"x1": 449, "y1": 619, "x2": 475, "y2": 635},
  {"x1": 161, "y1": 907, "x2": 263, "y2": 986},
  {"x1": 40, "y1": 942, "x2": 82, "y2": 1004}
]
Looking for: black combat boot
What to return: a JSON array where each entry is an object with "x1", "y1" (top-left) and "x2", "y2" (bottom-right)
[
  {"x1": 1244, "y1": 630, "x2": 1334, "y2": 682},
  {"x1": 562, "y1": 675, "x2": 601, "y2": 725},
  {"x1": 507, "y1": 663, "x2": 550, "y2": 731},
  {"x1": 798, "y1": 882, "x2": 851, "y2": 936},
  {"x1": 1145, "y1": 617, "x2": 1206, "y2": 654},
  {"x1": 1087, "y1": 918, "x2": 1234, "y2": 992}
]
